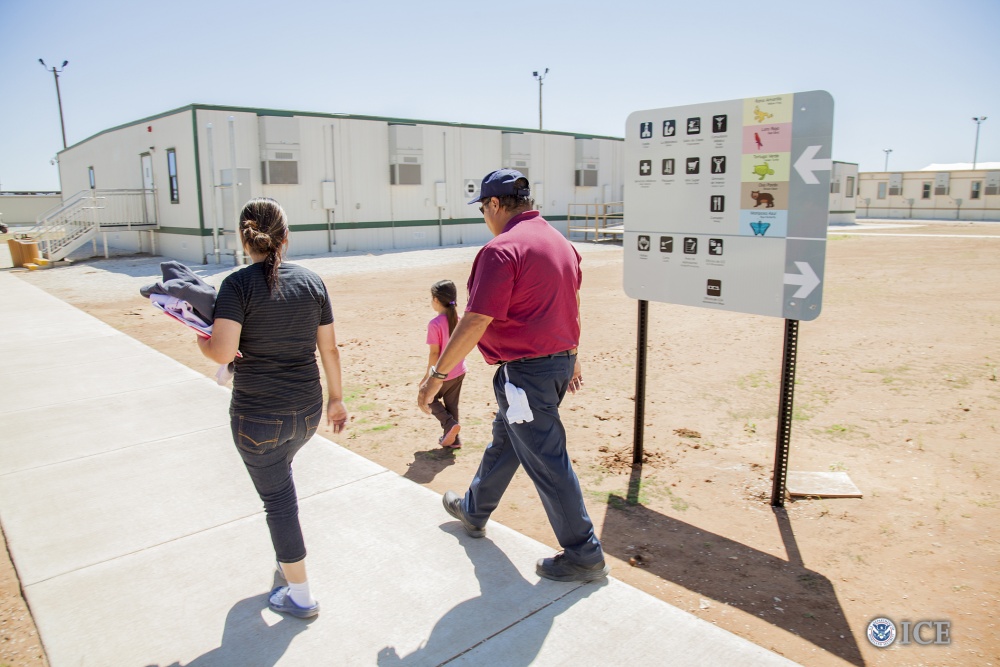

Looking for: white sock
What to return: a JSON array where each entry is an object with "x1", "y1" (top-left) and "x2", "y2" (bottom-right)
[{"x1": 287, "y1": 580, "x2": 315, "y2": 607}]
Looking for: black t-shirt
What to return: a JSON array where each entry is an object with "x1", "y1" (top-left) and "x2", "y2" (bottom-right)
[{"x1": 214, "y1": 262, "x2": 334, "y2": 414}]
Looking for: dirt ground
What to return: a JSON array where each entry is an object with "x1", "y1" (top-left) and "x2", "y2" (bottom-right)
[{"x1": 3, "y1": 221, "x2": 999, "y2": 666}]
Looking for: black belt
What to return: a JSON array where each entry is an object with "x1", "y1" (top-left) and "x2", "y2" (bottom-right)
[{"x1": 498, "y1": 348, "x2": 577, "y2": 365}]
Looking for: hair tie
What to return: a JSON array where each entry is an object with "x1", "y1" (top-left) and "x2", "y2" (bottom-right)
[{"x1": 449, "y1": 301, "x2": 456, "y2": 306}]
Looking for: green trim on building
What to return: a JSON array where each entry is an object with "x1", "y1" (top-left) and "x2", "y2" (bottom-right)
[
  {"x1": 191, "y1": 110, "x2": 206, "y2": 236},
  {"x1": 829, "y1": 210, "x2": 857, "y2": 214},
  {"x1": 62, "y1": 103, "x2": 624, "y2": 153},
  {"x1": 158, "y1": 226, "x2": 211, "y2": 236},
  {"x1": 159, "y1": 215, "x2": 570, "y2": 236}
]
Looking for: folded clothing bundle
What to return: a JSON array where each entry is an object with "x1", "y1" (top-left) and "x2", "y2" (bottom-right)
[
  {"x1": 140, "y1": 261, "x2": 234, "y2": 386},
  {"x1": 139, "y1": 261, "x2": 218, "y2": 324}
]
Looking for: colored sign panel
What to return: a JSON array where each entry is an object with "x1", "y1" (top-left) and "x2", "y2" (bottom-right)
[{"x1": 623, "y1": 91, "x2": 834, "y2": 320}]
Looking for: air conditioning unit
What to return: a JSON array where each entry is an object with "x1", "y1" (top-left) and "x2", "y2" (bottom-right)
[
  {"x1": 259, "y1": 115, "x2": 301, "y2": 185},
  {"x1": 502, "y1": 132, "x2": 531, "y2": 179},
  {"x1": 575, "y1": 138, "x2": 599, "y2": 187},
  {"x1": 389, "y1": 124, "x2": 423, "y2": 185},
  {"x1": 261, "y1": 149, "x2": 300, "y2": 185},
  {"x1": 575, "y1": 163, "x2": 598, "y2": 187}
]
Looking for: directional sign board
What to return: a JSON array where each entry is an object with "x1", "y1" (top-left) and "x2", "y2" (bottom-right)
[{"x1": 624, "y1": 91, "x2": 833, "y2": 320}]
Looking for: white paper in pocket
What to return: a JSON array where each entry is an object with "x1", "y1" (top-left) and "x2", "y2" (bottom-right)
[{"x1": 503, "y1": 365, "x2": 534, "y2": 424}]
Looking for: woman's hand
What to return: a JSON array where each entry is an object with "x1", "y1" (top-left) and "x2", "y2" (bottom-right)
[{"x1": 327, "y1": 398, "x2": 348, "y2": 434}]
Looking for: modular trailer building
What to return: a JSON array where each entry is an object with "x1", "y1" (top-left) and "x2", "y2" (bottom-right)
[
  {"x1": 857, "y1": 163, "x2": 1000, "y2": 221},
  {"x1": 54, "y1": 104, "x2": 626, "y2": 264}
]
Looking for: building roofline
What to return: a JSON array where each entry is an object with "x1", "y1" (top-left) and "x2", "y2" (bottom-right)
[{"x1": 59, "y1": 103, "x2": 624, "y2": 153}]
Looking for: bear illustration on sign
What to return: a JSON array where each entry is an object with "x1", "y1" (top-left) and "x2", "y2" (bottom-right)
[
  {"x1": 753, "y1": 105, "x2": 774, "y2": 123},
  {"x1": 751, "y1": 191, "x2": 775, "y2": 208},
  {"x1": 752, "y1": 161, "x2": 775, "y2": 181}
]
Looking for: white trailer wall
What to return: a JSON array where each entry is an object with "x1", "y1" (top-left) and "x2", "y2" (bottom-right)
[
  {"x1": 0, "y1": 194, "x2": 62, "y2": 226},
  {"x1": 858, "y1": 168, "x2": 1000, "y2": 221},
  {"x1": 828, "y1": 162, "x2": 858, "y2": 224},
  {"x1": 57, "y1": 104, "x2": 626, "y2": 264},
  {"x1": 59, "y1": 108, "x2": 204, "y2": 260}
]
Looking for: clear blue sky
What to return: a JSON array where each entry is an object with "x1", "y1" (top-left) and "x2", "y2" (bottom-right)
[{"x1": 1, "y1": 0, "x2": 998, "y2": 191}]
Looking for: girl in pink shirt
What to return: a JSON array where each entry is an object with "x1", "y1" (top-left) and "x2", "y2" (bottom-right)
[{"x1": 425, "y1": 280, "x2": 468, "y2": 448}]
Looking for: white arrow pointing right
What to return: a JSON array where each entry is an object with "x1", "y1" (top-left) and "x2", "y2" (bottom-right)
[
  {"x1": 794, "y1": 145, "x2": 832, "y2": 185},
  {"x1": 784, "y1": 261, "x2": 820, "y2": 298}
]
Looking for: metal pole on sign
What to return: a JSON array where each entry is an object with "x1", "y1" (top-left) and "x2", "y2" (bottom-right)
[
  {"x1": 632, "y1": 299, "x2": 649, "y2": 465},
  {"x1": 771, "y1": 319, "x2": 800, "y2": 507}
]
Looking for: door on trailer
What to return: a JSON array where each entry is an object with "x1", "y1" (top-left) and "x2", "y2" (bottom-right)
[{"x1": 141, "y1": 153, "x2": 156, "y2": 224}]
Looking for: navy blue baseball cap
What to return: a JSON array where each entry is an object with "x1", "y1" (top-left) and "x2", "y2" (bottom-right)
[{"x1": 468, "y1": 168, "x2": 530, "y2": 204}]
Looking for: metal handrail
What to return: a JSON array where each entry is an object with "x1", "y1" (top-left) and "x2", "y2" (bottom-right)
[
  {"x1": 32, "y1": 189, "x2": 158, "y2": 260},
  {"x1": 567, "y1": 201, "x2": 624, "y2": 240}
]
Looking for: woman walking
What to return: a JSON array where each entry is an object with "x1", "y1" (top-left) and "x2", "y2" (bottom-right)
[{"x1": 197, "y1": 197, "x2": 347, "y2": 618}]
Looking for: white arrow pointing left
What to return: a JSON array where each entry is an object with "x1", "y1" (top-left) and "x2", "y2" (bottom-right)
[
  {"x1": 794, "y1": 145, "x2": 832, "y2": 185},
  {"x1": 784, "y1": 261, "x2": 820, "y2": 298}
]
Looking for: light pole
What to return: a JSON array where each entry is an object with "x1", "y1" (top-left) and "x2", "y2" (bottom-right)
[
  {"x1": 532, "y1": 68, "x2": 548, "y2": 130},
  {"x1": 883, "y1": 148, "x2": 892, "y2": 172},
  {"x1": 39, "y1": 59, "x2": 69, "y2": 149},
  {"x1": 972, "y1": 116, "x2": 988, "y2": 169}
]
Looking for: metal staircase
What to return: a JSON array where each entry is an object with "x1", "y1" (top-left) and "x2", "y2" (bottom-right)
[{"x1": 31, "y1": 189, "x2": 159, "y2": 261}]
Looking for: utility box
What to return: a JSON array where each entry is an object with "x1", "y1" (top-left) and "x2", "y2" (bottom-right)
[{"x1": 321, "y1": 181, "x2": 337, "y2": 210}]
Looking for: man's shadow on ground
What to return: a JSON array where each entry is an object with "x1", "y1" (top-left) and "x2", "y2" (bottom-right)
[
  {"x1": 148, "y1": 574, "x2": 313, "y2": 667},
  {"x1": 403, "y1": 447, "x2": 457, "y2": 485},
  {"x1": 600, "y1": 465, "x2": 865, "y2": 666},
  {"x1": 377, "y1": 527, "x2": 603, "y2": 665}
]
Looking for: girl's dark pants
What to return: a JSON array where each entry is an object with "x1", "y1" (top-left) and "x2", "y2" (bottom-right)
[{"x1": 430, "y1": 374, "x2": 465, "y2": 435}]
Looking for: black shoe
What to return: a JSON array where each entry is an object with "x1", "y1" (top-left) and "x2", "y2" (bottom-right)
[
  {"x1": 442, "y1": 491, "x2": 485, "y2": 538},
  {"x1": 536, "y1": 551, "x2": 610, "y2": 582}
]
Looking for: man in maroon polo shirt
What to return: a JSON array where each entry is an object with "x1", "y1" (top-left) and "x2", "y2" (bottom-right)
[{"x1": 417, "y1": 169, "x2": 609, "y2": 582}]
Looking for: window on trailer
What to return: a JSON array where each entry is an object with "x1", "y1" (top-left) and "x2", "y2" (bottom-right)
[{"x1": 167, "y1": 149, "x2": 179, "y2": 203}]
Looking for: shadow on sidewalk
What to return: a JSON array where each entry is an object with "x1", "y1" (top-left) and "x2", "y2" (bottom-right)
[
  {"x1": 402, "y1": 447, "x2": 457, "y2": 485},
  {"x1": 148, "y1": 574, "x2": 313, "y2": 667},
  {"x1": 377, "y1": 527, "x2": 603, "y2": 665},
  {"x1": 599, "y1": 464, "x2": 865, "y2": 666}
]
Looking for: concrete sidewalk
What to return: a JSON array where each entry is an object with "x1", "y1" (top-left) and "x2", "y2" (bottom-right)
[{"x1": 0, "y1": 269, "x2": 798, "y2": 667}]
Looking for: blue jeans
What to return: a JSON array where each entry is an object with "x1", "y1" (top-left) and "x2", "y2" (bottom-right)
[
  {"x1": 464, "y1": 355, "x2": 604, "y2": 566},
  {"x1": 230, "y1": 401, "x2": 323, "y2": 563}
]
